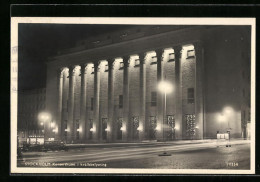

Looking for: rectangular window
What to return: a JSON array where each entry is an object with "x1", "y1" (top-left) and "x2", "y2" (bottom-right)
[
  {"x1": 91, "y1": 97, "x2": 94, "y2": 110},
  {"x1": 187, "y1": 49, "x2": 195, "y2": 59},
  {"x1": 151, "y1": 92, "x2": 157, "y2": 106},
  {"x1": 151, "y1": 56, "x2": 157, "y2": 64},
  {"x1": 168, "y1": 53, "x2": 175, "y2": 62},
  {"x1": 105, "y1": 64, "x2": 109, "y2": 72},
  {"x1": 120, "y1": 62, "x2": 124, "y2": 69},
  {"x1": 119, "y1": 95, "x2": 123, "y2": 108},
  {"x1": 135, "y1": 59, "x2": 140, "y2": 66},
  {"x1": 187, "y1": 88, "x2": 194, "y2": 104}
]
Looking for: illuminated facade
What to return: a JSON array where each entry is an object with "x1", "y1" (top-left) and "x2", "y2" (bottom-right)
[
  {"x1": 45, "y1": 26, "x2": 251, "y2": 143},
  {"x1": 18, "y1": 88, "x2": 46, "y2": 146}
]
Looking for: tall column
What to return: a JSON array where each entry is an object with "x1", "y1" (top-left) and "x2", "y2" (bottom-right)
[
  {"x1": 155, "y1": 49, "x2": 164, "y2": 141},
  {"x1": 107, "y1": 59, "x2": 114, "y2": 142},
  {"x1": 194, "y1": 42, "x2": 204, "y2": 139},
  {"x1": 139, "y1": 53, "x2": 146, "y2": 141},
  {"x1": 68, "y1": 66, "x2": 75, "y2": 143},
  {"x1": 93, "y1": 62, "x2": 100, "y2": 141},
  {"x1": 123, "y1": 56, "x2": 130, "y2": 141},
  {"x1": 80, "y1": 64, "x2": 87, "y2": 142},
  {"x1": 57, "y1": 68, "x2": 63, "y2": 141},
  {"x1": 174, "y1": 46, "x2": 183, "y2": 139}
]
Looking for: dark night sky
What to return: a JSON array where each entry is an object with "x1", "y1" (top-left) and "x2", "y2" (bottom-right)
[{"x1": 18, "y1": 24, "x2": 134, "y2": 90}]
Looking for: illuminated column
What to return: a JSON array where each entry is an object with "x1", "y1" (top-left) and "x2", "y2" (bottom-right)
[
  {"x1": 107, "y1": 59, "x2": 115, "y2": 142},
  {"x1": 93, "y1": 62, "x2": 100, "y2": 141},
  {"x1": 123, "y1": 55, "x2": 130, "y2": 141},
  {"x1": 56, "y1": 68, "x2": 63, "y2": 140},
  {"x1": 174, "y1": 46, "x2": 183, "y2": 139},
  {"x1": 80, "y1": 64, "x2": 87, "y2": 141},
  {"x1": 194, "y1": 42, "x2": 204, "y2": 139},
  {"x1": 68, "y1": 66, "x2": 75, "y2": 143},
  {"x1": 61, "y1": 68, "x2": 68, "y2": 142},
  {"x1": 139, "y1": 52, "x2": 146, "y2": 141},
  {"x1": 156, "y1": 49, "x2": 164, "y2": 140}
]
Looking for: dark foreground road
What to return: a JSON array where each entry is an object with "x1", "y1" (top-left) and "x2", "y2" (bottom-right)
[{"x1": 17, "y1": 140, "x2": 250, "y2": 169}]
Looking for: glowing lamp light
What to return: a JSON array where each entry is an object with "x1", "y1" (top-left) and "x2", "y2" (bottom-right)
[
  {"x1": 65, "y1": 128, "x2": 70, "y2": 132},
  {"x1": 90, "y1": 126, "x2": 96, "y2": 132},
  {"x1": 52, "y1": 127, "x2": 58, "y2": 133},
  {"x1": 174, "y1": 124, "x2": 180, "y2": 130},
  {"x1": 120, "y1": 125, "x2": 126, "y2": 131},
  {"x1": 40, "y1": 122, "x2": 43, "y2": 126},
  {"x1": 50, "y1": 122, "x2": 55, "y2": 128},
  {"x1": 77, "y1": 127, "x2": 82, "y2": 132},
  {"x1": 195, "y1": 126, "x2": 199, "y2": 129},
  {"x1": 137, "y1": 125, "x2": 143, "y2": 131},
  {"x1": 218, "y1": 114, "x2": 226, "y2": 123},
  {"x1": 155, "y1": 123, "x2": 161, "y2": 131},
  {"x1": 158, "y1": 81, "x2": 173, "y2": 94},
  {"x1": 223, "y1": 106, "x2": 234, "y2": 114},
  {"x1": 105, "y1": 126, "x2": 110, "y2": 132},
  {"x1": 38, "y1": 112, "x2": 51, "y2": 122}
]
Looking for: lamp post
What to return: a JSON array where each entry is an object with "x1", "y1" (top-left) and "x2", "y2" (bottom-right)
[
  {"x1": 38, "y1": 112, "x2": 51, "y2": 143},
  {"x1": 158, "y1": 80, "x2": 173, "y2": 141}
]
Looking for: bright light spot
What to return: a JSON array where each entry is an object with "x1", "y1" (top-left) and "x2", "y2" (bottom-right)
[
  {"x1": 158, "y1": 81, "x2": 173, "y2": 94},
  {"x1": 40, "y1": 122, "x2": 43, "y2": 126},
  {"x1": 120, "y1": 125, "x2": 126, "y2": 131},
  {"x1": 50, "y1": 122, "x2": 55, "y2": 128},
  {"x1": 38, "y1": 112, "x2": 51, "y2": 122},
  {"x1": 105, "y1": 125, "x2": 110, "y2": 132},
  {"x1": 90, "y1": 125, "x2": 96, "y2": 132},
  {"x1": 137, "y1": 125, "x2": 143, "y2": 131},
  {"x1": 223, "y1": 106, "x2": 234, "y2": 114},
  {"x1": 77, "y1": 127, "x2": 82, "y2": 132},
  {"x1": 53, "y1": 127, "x2": 58, "y2": 133},
  {"x1": 174, "y1": 124, "x2": 180, "y2": 130},
  {"x1": 195, "y1": 126, "x2": 199, "y2": 129},
  {"x1": 156, "y1": 123, "x2": 161, "y2": 131},
  {"x1": 218, "y1": 113, "x2": 226, "y2": 122},
  {"x1": 65, "y1": 128, "x2": 70, "y2": 132}
]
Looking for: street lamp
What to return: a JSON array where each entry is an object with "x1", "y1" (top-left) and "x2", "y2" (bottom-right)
[
  {"x1": 158, "y1": 80, "x2": 173, "y2": 141},
  {"x1": 38, "y1": 112, "x2": 51, "y2": 142}
]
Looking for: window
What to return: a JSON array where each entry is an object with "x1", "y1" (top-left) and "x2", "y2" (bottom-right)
[
  {"x1": 168, "y1": 53, "x2": 175, "y2": 62},
  {"x1": 151, "y1": 56, "x2": 157, "y2": 64},
  {"x1": 187, "y1": 49, "x2": 195, "y2": 59},
  {"x1": 135, "y1": 59, "x2": 140, "y2": 66},
  {"x1": 151, "y1": 92, "x2": 157, "y2": 106},
  {"x1": 187, "y1": 88, "x2": 194, "y2": 104},
  {"x1": 91, "y1": 98, "x2": 94, "y2": 110},
  {"x1": 119, "y1": 95, "x2": 123, "y2": 108},
  {"x1": 105, "y1": 64, "x2": 109, "y2": 72},
  {"x1": 120, "y1": 62, "x2": 124, "y2": 69}
]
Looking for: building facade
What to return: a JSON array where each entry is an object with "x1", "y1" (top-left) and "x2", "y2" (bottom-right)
[
  {"x1": 18, "y1": 88, "x2": 46, "y2": 145},
  {"x1": 45, "y1": 26, "x2": 251, "y2": 143}
]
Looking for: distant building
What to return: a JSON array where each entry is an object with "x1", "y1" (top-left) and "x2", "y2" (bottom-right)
[
  {"x1": 45, "y1": 25, "x2": 251, "y2": 143},
  {"x1": 18, "y1": 88, "x2": 46, "y2": 146}
]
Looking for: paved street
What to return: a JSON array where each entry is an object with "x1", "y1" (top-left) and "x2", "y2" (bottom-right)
[{"x1": 18, "y1": 140, "x2": 250, "y2": 169}]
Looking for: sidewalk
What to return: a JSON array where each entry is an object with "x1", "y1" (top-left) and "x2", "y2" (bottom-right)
[{"x1": 65, "y1": 138, "x2": 250, "y2": 149}]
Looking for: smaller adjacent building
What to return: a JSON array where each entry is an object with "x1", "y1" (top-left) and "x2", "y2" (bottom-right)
[{"x1": 17, "y1": 88, "x2": 46, "y2": 146}]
